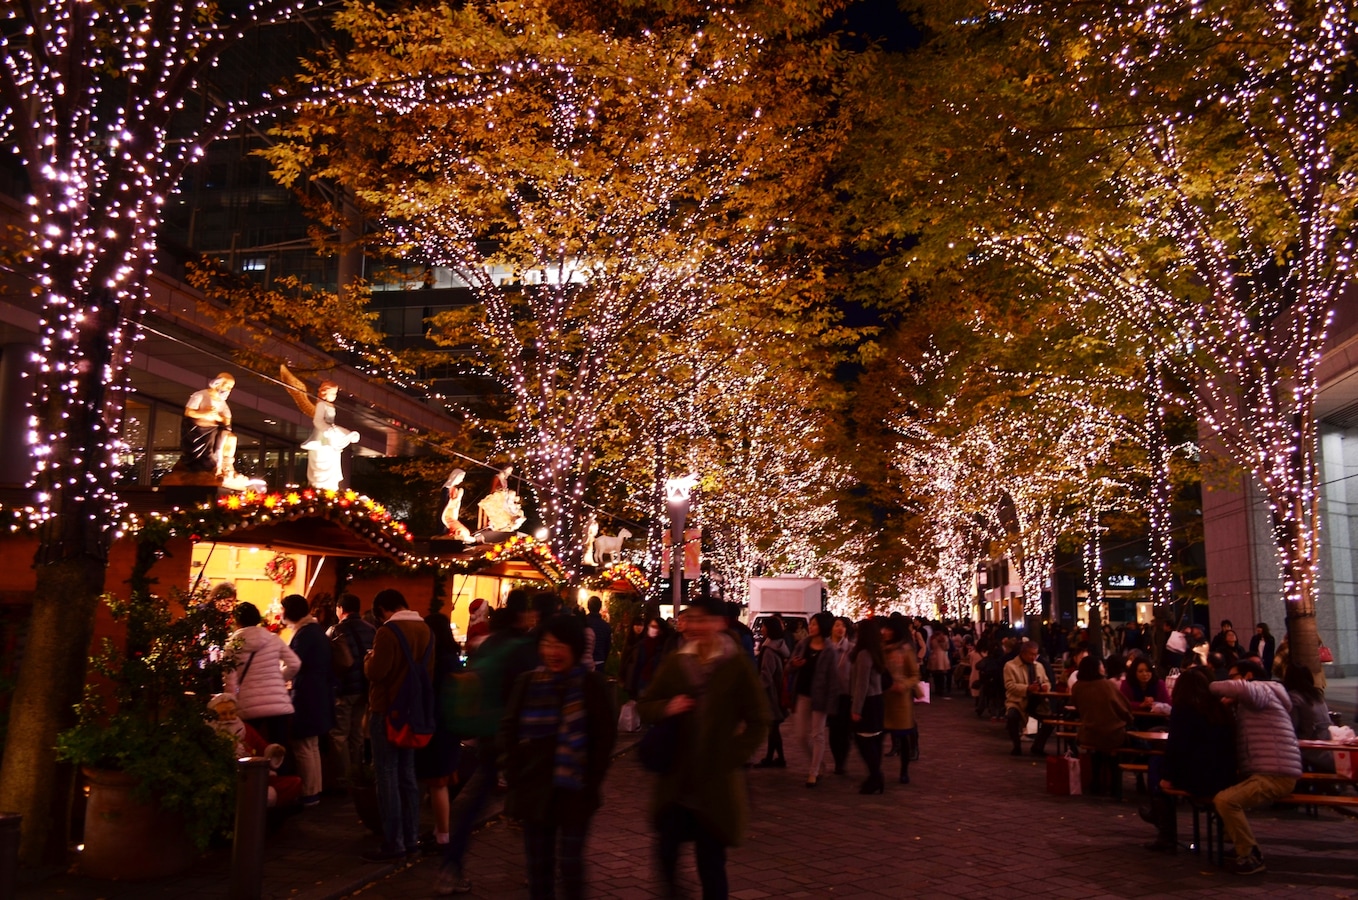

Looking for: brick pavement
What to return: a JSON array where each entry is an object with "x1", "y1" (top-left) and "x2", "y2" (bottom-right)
[
  {"x1": 349, "y1": 692, "x2": 1358, "y2": 899},
  {"x1": 17, "y1": 690, "x2": 1358, "y2": 899}
]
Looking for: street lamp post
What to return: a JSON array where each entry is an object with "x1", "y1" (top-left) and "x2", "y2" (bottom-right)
[{"x1": 665, "y1": 474, "x2": 698, "y2": 611}]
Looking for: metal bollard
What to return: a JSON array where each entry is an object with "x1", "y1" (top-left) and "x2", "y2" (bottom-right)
[
  {"x1": 0, "y1": 812, "x2": 20, "y2": 900},
  {"x1": 229, "y1": 758, "x2": 271, "y2": 900}
]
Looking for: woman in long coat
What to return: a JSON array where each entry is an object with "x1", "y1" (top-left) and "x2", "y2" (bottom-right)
[{"x1": 881, "y1": 618, "x2": 921, "y2": 784}]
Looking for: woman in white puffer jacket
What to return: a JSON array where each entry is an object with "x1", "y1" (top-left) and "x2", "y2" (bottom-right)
[{"x1": 223, "y1": 601, "x2": 301, "y2": 744}]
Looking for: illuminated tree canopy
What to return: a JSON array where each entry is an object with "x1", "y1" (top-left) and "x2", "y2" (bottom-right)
[
  {"x1": 265, "y1": 0, "x2": 854, "y2": 574},
  {"x1": 882, "y1": 0, "x2": 1358, "y2": 668}
]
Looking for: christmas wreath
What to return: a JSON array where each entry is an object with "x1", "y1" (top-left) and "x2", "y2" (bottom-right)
[{"x1": 264, "y1": 553, "x2": 297, "y2": 586}]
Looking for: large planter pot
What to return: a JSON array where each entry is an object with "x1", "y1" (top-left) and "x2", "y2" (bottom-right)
[{"x1": 79, "y1": 768, "x2": 199, "y2": 880}]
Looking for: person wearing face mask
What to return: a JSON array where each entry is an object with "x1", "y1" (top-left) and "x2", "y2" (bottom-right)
[{"x1": 625, "y1": 616, "x2": 669, "y2": 700}]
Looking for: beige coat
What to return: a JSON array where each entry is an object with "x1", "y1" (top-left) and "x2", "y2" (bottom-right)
[{"x1": 883, "y1": 641, "x2": 921, "y2": 731}]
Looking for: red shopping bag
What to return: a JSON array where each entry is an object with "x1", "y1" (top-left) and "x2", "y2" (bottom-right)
[{"x1": 1046, "y1": 753, "x2": 1082, "y2": 796}]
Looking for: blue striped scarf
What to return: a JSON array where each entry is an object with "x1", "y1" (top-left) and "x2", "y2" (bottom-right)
[{"x1": 519, "y1": 665, "x2": 588, "y2": 790}]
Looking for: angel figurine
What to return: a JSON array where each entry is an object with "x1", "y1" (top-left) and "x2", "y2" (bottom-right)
[
  {"x1": 281, "y1": 365, "x2": 359, "y2": 492},
  {"x1": 476, "y1": 465, "x2": 526, "y2": 534},
  {"x1": 438, "y1": 468, "x2": 473, "y2": 541}
]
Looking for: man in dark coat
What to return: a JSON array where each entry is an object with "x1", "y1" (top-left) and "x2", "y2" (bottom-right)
[
  {"x1": 283, "y1": 593, "x2": 337, "y2": 807},
  {"x1": 330, "y1": 592, "x2": 376, "y2": 787},
  {"x1": 638, "y1": 597, "x2": 769, "y2": 900},
  {"x1": 585, "y1": 595, "x2": 611, "y2": 671}
]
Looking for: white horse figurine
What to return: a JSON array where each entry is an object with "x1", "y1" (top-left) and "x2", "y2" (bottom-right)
[{"x1": 592, "y1": 528, "x2": 632, "y2": 565}]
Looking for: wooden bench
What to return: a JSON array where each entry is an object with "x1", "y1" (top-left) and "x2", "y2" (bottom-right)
[
  {"x1": 1276, "y1": 791, "x2": 1358, "y2": 817},
  {"x1": 1161, "y1": 787, "x2": 1224, "y2": 863}
]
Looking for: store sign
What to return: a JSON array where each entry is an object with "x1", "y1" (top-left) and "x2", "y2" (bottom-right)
[{"x1": 1106, "y1": 575, "x2": 1137, "y2": 589}]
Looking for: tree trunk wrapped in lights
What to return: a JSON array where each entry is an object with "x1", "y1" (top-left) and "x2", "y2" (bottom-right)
[
  {"x1": 0, "y1": 0, "x2": 343, "y2": 864},
  {"x1": 900, "y1": 0, "x2": 1356, "y2": 676}
]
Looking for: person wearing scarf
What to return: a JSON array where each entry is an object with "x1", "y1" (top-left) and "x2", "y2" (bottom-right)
[{"x1": 495, "y1": 615, "x2": 616, "y2": 900}]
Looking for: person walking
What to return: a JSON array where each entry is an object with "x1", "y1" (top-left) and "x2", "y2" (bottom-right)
[
  {"x1": 584, "y1": 595, "x2": 611, "y2": 672},
  {"x1": 881, "y1": 618, "x2": 921, "y2": 784},
  {"x1": 926, "y1": 630, "x2": 952, "y2": 696},
  {"x1": 282, "y1": 593, "x2": 336, "y2": 806},
  {"x1": 502, "y1": 615, "x2": 616, "y2": 900},
  {"x1": 789, "y1": 611, "x2": 840, "y2": 787},
  {"x1": 416, "y1": 613, "x2": 464, "y2": 854},
  {"x1": 826, "y1": 617, "x2": 855, "y2": 774},
  {"x1": 754, "y1": 618, "x2": 790, "y2": 768},
  {"x1": 436, "y1": 592, "x2": 537, "y2": 895},
  {"x1": 849, "y1": 618, "x2": 887, "y2": 794},
  {"x1": 638, "y1": 598, "x2": 769, "y2": 900}
]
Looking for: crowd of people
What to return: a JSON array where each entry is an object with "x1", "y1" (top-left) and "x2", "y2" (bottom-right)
[
  {"x1": 944, "y1": 614, "x2": 1340, "y2": 878},
  {"x1": 211, "y1": 591, "x2": 1342, "y2": 893}
]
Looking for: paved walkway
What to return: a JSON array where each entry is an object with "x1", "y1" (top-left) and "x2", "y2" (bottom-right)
[
  {"x1": 19, "y1": 687, "x2": 1358, "y2": 899},
  {"x1": 356, "y1": 692, "x2": 1357, "y2": 899}
]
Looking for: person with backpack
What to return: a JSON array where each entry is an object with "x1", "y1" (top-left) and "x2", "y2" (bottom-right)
[
  {"x1": 362, "y1": 588, "x2": 434, "y2": 862},
  {"x1": 330, "y1": 592, "x2": 376, "y2": 788}
]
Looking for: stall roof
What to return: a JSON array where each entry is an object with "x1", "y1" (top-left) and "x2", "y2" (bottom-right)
[
  {"x1": 203, "y1": 516, "x2": 404, "y2": 559},
  {"x1": 190, "y1": 490, "x2": 415, "y2": 561}
]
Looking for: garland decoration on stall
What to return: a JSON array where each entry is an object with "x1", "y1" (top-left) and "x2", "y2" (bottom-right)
[
  {"x1": 479, "y1": 534, "x2": 568, "y2": 584},
  {"x1": 583, "y1": 561, "x2": 650, "y2": 594}
]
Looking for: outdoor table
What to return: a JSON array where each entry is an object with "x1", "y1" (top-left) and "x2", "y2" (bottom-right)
[
  {"x1": 1126, "y1": 730, "x2": 1168, "y2": 743},
  {"x1": 1298, "y1": 739, "x2": 1358, "y2": 750}
]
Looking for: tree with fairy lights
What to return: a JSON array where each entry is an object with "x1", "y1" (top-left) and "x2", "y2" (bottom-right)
[
  {"x1": 265, "y1": 0, "x2": 845, "y2": 576},
  {"x1": 901, "y1": 0, "x2": 1358, "y2": 675},
  {"x1": 0, "y1": 0, "x2": 359, "y2": 863}
]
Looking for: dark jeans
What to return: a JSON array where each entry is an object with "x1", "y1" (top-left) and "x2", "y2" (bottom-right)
[
  {"x1": 443, "y1": 736, "x2": 497, "y2": 875},
  {"x1": 827, "y1": 695, "x2": 851, "y2": 771},
  {"x1": 657, "y1": 804, "x2": 727, "y2": 900},
  {"x1": 369, "y1": 714, "x2": 418, "y2": 853},
  {"x1": 524, "y1": 817, "x2": 589, "y2": 900}
]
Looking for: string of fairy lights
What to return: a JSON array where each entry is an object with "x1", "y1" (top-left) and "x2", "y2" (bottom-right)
[
  {"x1": 268, "y1": 3, "x2": 796, "y2": 581},
  {"x1": 1, "y1": 0, "x2": 333, "y2": 556},
  {"x1": 889, "y1": 2, "x2": 1358, "y2": 630}
]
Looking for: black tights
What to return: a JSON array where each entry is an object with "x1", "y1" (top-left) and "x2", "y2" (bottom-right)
[{"x1": 764, "y1": 721, "x2": 784, "y2": 762}]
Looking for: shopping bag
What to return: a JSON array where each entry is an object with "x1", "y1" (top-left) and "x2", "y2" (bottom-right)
[
  {"x1": 617, "y1": 700, "x2": 641, "y2": 733},
  {"x1": 913, "y1": 682, "x2": 931, "y2": 704},
  {"x1": 1335, "y1": 750, "x2": 1354, "y2": 780},
  {"x1": 1046, "y1": 753, "x2": 1082, "y2": 796},
  {"x1": 1024, "y1": 716, "x2": 1039, "y2": 736}
]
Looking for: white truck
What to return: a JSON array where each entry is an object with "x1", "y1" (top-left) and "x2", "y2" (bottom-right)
[{"x1": 745, "y1": 577, "x2": 826, "y2": 633}]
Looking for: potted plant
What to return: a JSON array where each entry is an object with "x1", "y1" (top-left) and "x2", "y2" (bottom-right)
[{"x1": 56, "y1": 534, "x2": 238, "y2": 879}]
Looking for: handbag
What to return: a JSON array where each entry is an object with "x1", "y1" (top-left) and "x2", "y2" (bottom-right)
[{"x1": 638, "y1": 712, "x2": 688, "y2": 774}]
